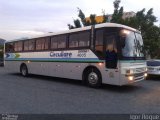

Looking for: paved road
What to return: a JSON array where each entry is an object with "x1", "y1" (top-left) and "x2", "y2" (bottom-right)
[{"x1": 0, "y1": 67, "x2": 160, "y2": 114}]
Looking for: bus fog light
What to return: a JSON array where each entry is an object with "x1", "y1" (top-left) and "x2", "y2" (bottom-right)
[
  {"x1": 98, "y1": 63, "x2": 103, "y2": 66},
  {"x1": 128, "y1": 76, "x2": 134, "y2": 81},
  {"x1": 144, "y1": 73, "x2": 147, "y2": 77}
]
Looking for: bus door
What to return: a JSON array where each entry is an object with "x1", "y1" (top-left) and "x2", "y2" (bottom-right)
[{"x1": 105, "y1": 33, "x2": 119, "y2": 82}]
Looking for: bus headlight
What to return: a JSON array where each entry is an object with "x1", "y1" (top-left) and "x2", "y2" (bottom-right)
[
  {"x1": 128, "y1": 76, "x2": 134, "y2": 81},
  {"x1": 144, "y1": 73, "x2": 148, "y2": 77}
]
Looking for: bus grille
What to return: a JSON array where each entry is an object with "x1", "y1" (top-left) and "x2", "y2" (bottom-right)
[
  {"x1": 136, "y1": 68, "x2": 145, "y2": 73},
  {"x1": 134, "y1": 73, "x2": 145, "y2": 81}
]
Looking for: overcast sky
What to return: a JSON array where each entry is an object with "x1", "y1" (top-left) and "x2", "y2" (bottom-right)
[{"x1": 0, "y1": 0, "x2": 160, "y2": 40}]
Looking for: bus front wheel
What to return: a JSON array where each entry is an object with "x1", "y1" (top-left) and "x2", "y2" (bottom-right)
[
  {"x1": 20, "y1": 64, "x2": 28, "y2": 77},
  {"x1": 85, "y1": 68, "x2": 102, "y2": 88}
]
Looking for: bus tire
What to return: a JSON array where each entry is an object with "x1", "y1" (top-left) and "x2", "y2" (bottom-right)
[
  {"x1": 20, "y1": 64, "x2": 28, "y2": 77},
  {"x1": 85, "y1": 68, "x2": 102, "y2": 88}
]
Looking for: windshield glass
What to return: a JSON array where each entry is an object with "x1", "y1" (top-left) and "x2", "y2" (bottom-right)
[{"x1": 121, "y1": 30, "x2": 144, "y2": 57}]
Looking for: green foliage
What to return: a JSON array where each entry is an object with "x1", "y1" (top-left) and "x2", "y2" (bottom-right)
[
  {"x1": 89, "y1": 14, "x2": 97, "y2": 25},
  {"x1": 74, "y1": 19, "x2": 82, "y2": 28},
  {"x1": 113, "y1": 0, "x2": 120, "y2": 11},
  {"x1": 78, "y1": 8, "x2": 87, "y2": 26},
  {"x1": 68, "y1": 8, "x2": 109, "y2": 29},
  {"x1": 102, "y1": 10, "x2": 107, "y2": 23},
  {"x1": 111, "y1": 0, "x2": 124, "y2": 23},
  {"x1": 111, "y1": 0, "x2": 160, "y2": 58}
]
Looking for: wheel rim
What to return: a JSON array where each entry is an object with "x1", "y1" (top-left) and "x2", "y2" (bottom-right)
[
  {"x1": 88, "y1": 72, "x2": 98, "y2": 85},
  {"x1": 22, "y1": 66, "x2": 27, "y2": 76}
]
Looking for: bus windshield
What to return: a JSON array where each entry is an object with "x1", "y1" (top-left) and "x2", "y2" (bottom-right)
[{"x1": 121, "y1": 30, "x2": 144, "y2": 58}]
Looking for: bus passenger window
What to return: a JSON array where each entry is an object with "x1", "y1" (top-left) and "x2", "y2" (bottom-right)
[
  {"x1": 24, "y1": 39, "x2": 35, "y2": 51},
  {"x1": 36, "y1": 39, "x2": 41, "y2": 50},
  {"x1": 14, "y1": 41, "x2": 23, "y2": 52},
  {"x1": 36, "y1": 38, "x2": 49, "y2": 50},
  {"x1": 57, "y1": 35, "x2": 67, "y2": 48},
  {"x1": 69, "y1": 33, "x2": 78, "y2": 48},
  {"x1": 51, "y1": 37, "x2": 58, "y2": 49},
  {"x1": 24, "y1": 41, "x2": 29, "y2": 51},
  {"x1": 51, "y1": 35, "x2": 66, "y2": 49},
  {"x1": 95, "y1": 29, "x2": 104, "y2": 59},
  {"x1": 79, "y1": 31, "x2": 90, "y2": 47},
  {"x1": 28, "y1": 40, "x2": 35, "y2": 51},
  {"x1": 5, "y1": 43, "x2": 14, "y2": 52}
]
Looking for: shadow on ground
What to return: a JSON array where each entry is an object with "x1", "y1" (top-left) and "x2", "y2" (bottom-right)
[
  {"x1": 146, "y1": 75, "x2": 160, "y2": 81},
  {"x1": 10, "y1": 73, "x2": 143, "y2": 93}
]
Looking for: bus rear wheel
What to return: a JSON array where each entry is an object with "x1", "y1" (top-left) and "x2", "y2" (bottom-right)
[
  {"x1": 20, "y1": 64, "x2": 28, "y2": 77},
  {"x1": 85, "y1": 68, "x2": 102, "y2": 88}
]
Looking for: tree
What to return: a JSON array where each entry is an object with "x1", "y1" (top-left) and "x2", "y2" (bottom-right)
[
  {"x1": 68, "y1": 8, "x2": 108, "y2": 29},
  {"x1": 68, "y1": 1, "x2": 160, "y2": 58},
  {"x1": 111, "y1": 0, "x2": 160, "y2": 58},
  {"x1": 111, "y1": 0, "x2": 124, "y2": 23}
]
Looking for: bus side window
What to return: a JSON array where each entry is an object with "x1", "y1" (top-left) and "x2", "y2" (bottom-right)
[
  {"x1": 69, "y1": 31, "x2": 90, "y2": 48},
  {"x1": 28, "y1": 39, "x2": 35, "y2": 51},
  {"x1": 24, "y1": 41, "x2": 29, "y2": 51},
  {"x1": 36, "y1": 38, "x2": 49, "y2": 50},
  {"x1": 69, "y1": 33, "x2": 79, "y2": 48},
  {"x1": 95, "y1": 29, "x2": 104, "y2": 59},
  {"x1": 51, "y1": 37, "x2": 58, "y2": 49},
  {"x1": 79, "y1": 31, "x2": 90, "y2": 47},
  {"x1": 14, "y1": 41, "x2": 23, "y2": 52},
  {"x1": 5, "y1": 43, "x2": 14, "y2": 52},
  {"x1": 57, "y1": 35, "x2": 67, "y2": 49}
]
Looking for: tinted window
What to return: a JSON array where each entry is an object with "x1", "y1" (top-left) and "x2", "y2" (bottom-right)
[
  {"x1": 79, "y1": 31, "x2": 90, "y2": 47},
  {"x1": 14, "y1": 41, "x2": 23, "y2": 52},
  {"x1": 95, "y1": 29, "x2": 104, "y2": 59},
  {"x1": 5, "y1": 43, "x2": 14, "y2": 52},
  {"x1": 24, "y1": 41, "x2": 29, "y2": 51},
  {"x1": 24, "y1": 40, "x2": 35, "y2": 51},
  {"x1": 57, "y1": 35, "x2": 67, "y2": 48},
  {"x1": 28, "y1": 40, "x2": 35, "y2": 51},
  {"x1": 69, "y1": 31, "x2": 90, "y2": 48},
  {"x1": 69, "y1": 33, "x2": 79, "y2": 48},
  {"x1": 96, "y1": 30, "x2": 103, "y2": 46},
  {"x1": 51, "y1": 35, "x2": 67, "y2": 49},
  {"x1": 51, "y1": 37, "x2": 58, "y2": 49},
  {"x1": 36, "y1": 37, "x2": 49, "y2": 50}
]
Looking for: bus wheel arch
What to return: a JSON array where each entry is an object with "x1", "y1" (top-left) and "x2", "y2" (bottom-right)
[
  {"x1": 82, "y1": 66, "x2": 102, "y2": 88},
  {"x1": 20, "y1": 63, "x2": 28, "y2": 77}
]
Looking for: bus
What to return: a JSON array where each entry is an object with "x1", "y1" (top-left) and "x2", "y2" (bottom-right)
[{"x1": 5, "y1": 23, "x2": 147, "y2": 87}]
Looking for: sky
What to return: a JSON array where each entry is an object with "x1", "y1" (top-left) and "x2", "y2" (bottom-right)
[{"x1": 0, "y1": 0, "x2": 160, "y2": 40}]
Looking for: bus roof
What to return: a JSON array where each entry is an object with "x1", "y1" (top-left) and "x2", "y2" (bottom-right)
[{"x1": 6, "y1": 23, "x2": 140, "y2": 43}]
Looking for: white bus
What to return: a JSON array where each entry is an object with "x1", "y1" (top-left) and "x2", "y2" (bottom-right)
[{"x1": 5, "y1": 23, "x2": 147, "y2": 87}]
